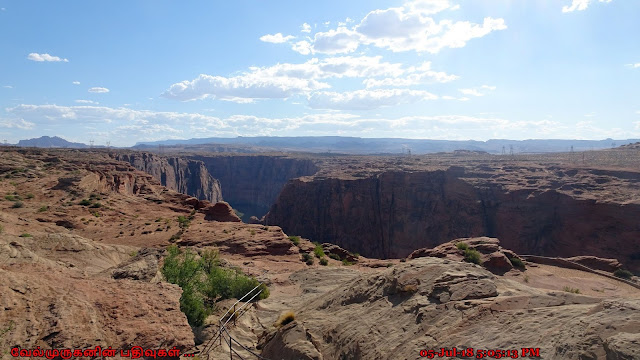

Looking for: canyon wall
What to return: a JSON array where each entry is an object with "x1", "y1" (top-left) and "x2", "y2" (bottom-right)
[
  {"x1": 114, "y1": 153, "x2": 223, "y2": 202},
  {"x1": 266, "y1": 168, "x2": 640, "y2": 271},
  {"x1": 190, "y1": 155, "x2": 318, "y2": 221}
]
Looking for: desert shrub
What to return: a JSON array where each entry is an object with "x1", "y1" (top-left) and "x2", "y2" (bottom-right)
[
  {"x1": 19, "y1": 233, "x2": 32, "y2": 238},
  {"x1": 463, "y1": 248, "x2": 482, "y2": 265},
  {"x1": 329, "y1": 253, "x2": 341, "y2": 261},
  {"x1": 4, "y1": 195, "x2": 19, "y2": 201},
  {"x1": 313, "y1": 243, "x2": 325, "y2": 258},
  {"x1": 250, "y1": 229, "x2": 256, "y2": 236},
  {"x1": 510, "y1": 257, "x2": 525, "y2": 269},
  {"x1": 301, "y1": 252, "x2": 313, "y2": 263},
  {"x1": 78, "y1": 199, "x2": 92, "y2": 206},
  {"x1": 563, "y1": 286, "x2": 580, "y2": 294},
  {"x1": 169, "y1": 231, "x2": 183, "y2": 242},
  {"x1": 162, "y1": 245, "x2": 269, "y2": 327},
  {"x1": 456, "y1": 242, "x2": 469, "y2": 251},
  {"x1": 288, "y1": 236, "x2": 300, "y2": 246},
  {"x1": 11, "y1": 201, "x2": 23, "y2": 208},
  {"x1": 0, "y1": 225, "x2": 3, "y2": 233},
  {"x1": 342, "y1": 259, "x2": 354, "y2": 266},
  {"x1": 320, "y1": 257, "x2": 328, "y2": 266},
  {"x1": 274, "y1": 311, "x2": 295, "y2": 328},
  {"x1": 89, "y1": 202, "x2": 102, "y2": 208},
  {"x1": 614, "y1": 269, "x2": 633, "y2": 279},
  {"x1": 177, "y1": 215, "x2": 190, "y2": 229},
  {"x1": 37, "y1": 205, "x2": 48, "y2": 212},
  {"x1": 25, "y1": 193, "x2": 34, "y2": 199}
]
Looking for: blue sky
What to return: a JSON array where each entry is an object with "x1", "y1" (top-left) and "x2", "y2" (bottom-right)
[{"x1": 0, "y1": 0, "x2": 638, "y2": 146}]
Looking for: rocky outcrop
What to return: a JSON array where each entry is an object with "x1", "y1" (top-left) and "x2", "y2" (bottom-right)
[
  {"x1": 266, "y1": 168, "x2": 640, "y2": 271},
  {"x1": 566, "y1": 256, "x2": 623, "y2": 273},
  {"x1": 260, "y1": 257, "x2": 640, "y2": 360},
  {"x1": 114, "y1": 152, "x2": 223, "y2": 202},
  {"x1": 408, "y1": 237, "x2": 523, "y2": 274},
  {"x1": 202, "y1": 202, "x2": 242, "y2": 222},
  {"x1": 190, "y1": 155, "x2": 317, "y2": 221}
]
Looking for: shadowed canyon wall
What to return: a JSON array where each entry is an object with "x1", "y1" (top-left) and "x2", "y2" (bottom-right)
[
  {"x1": 190, "y1": 155, "x2": 318, "y2": 221},
  {"x1": 265, "y1": 168, "x2": 640, "y2": 271},
  {"x1": 114, "y1": 153, "x2": 223, "y2": 202}
]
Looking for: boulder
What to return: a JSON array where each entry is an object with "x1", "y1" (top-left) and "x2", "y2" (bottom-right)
[{"x1": 202, "y1": 202, "x2": 242, "y2": 222}]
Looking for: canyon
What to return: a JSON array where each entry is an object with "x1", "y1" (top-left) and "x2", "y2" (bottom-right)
[{"x1": 117, "y1": 149, "x2": 640, "y2": 272}]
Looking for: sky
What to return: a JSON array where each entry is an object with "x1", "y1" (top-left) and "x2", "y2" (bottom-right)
[{"x1": 0, "y1": 0, "x2": 639, "y2": 147}]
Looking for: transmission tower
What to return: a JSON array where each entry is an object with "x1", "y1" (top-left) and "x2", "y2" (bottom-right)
[
  {"x1": 509, "y1": 145, "x2": 514, "y2": 156},
  {"x1": 89, "y1": 140, "x2": 94, "y2": 149},
  {"x1": 106, "y1": 141, "x2": 111, "y2": 149},
  {"x1": 570, "y1": 145, "x2": 574, "y2": 153},
  {"x1": 502, "y1": 145, "x2": 506, "y2": 155}
]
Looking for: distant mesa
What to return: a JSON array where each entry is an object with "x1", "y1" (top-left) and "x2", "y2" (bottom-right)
[{"x1": 17, "y1": 136, "x2": 89, "y2": 148}]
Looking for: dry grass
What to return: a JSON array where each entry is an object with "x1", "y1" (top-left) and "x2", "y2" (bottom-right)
[{"x1": 274, "y1": 310, "x2": 295, "y2": 328}]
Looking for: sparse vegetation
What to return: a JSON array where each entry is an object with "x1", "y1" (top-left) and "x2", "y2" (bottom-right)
[
  {"x1": 320, "y1": 257, "x2": 328, "y2": 266},
  {"x1": 614, "y1": 269, "x2": 633, "y2": 280},
  {"x1": 25, "y1": 193, "x2": 34, "y2": 199},
  {"x1": 342, "y1": 259, "x2": 354, "y2": 266},
  {"x1": 463, "y1": 248, "x2": 482, "y2": 265},
  {"x1": 329, "y1": 253, "x2": 341, "y2": 261},
  {"x1": 19, "y1": 233, "x2": 32, "y2": 238},
  {"x1": 509, "y1": 257, "x2": 526, "y2": 269},
  {"x1": 288, "y1": 235, "x2": 300, "y2": 246},
  {"x1": 563, "y1": 286, "x2": 581, "y2": 294},
  {"x1": 274, "y1": 311, "x2": 295, "y2": 328},
  {"x1": 37, "y1": 205, "x2": 49, "y2": 212},
  {"x1": 11, "y1": 201, "x2": 23, "y2": 208},
  {"x1": 0, "y1": 225, "x2": 3, "y2": 234},
  {"x1": 313, "y1": 243, "x2": 325, "y2": 258},
  {"x1": 177, "y1": 215, "x2": 190, "y2": 229},
  {"x1": 301, "y1": 252, "x2": 314, "y2": 265},
  {"x1": 78, "y1": 199, "x2": 92, "y2": 206},
  {"x1": 162, "y1": 245, "x2": 269, "y2": 327},
  {"x1": 250, "y1": 229, "x2": 256, "y2": 236},
  {"x1": 456, "y1": 242, "x2": 469, "y2": 251},
  {"x1": 524, "y1": 275, "x2": 530, "y2": 283},
  {"x1": 89, "y1": 202, "x2": 102, "y2": 208}
]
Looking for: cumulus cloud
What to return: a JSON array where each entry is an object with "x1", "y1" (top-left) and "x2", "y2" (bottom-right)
[
  {"x1": 0, "y1": 118, "x2": 35, "y2": 129},
  {"x1": 285, "y1": 1, "x2": 505, "y2": 55},
  {"x1": 363, "y1": 61, "x2": 458, "y2": 87},
  {"x1": 308, "y1": 89, "x2": 438, "y2": 110},
  {"x1": 626, "y1": 63, "x2": 640, "y2": 69},
  {"x1": 562, "y1": 0, "x2": 612, "y2": 13},
  {"x1": 162, "y1": 72, "x2": 330, "y2": 102},
  {"x1": 301, "y1": 23, "x2": 312, "y2": 33},
  {"x1": 162, "y1": 55, "x2": 437, "y2": 102},
  {"x1": 259, "y1": 33, "x2": 295, "y2": 43},
  {"x1": 27, "y1": 53, "x2": 69, "y2": 62},
  {"x1": 75, "y1": 99, "x2": 99, "y2": 104},
  {"x1": 72, "y1": 81, "x2": 81, "y2": 85},
  {"x1": 88, "y1": 87, "x2": 110, "y2": 93},
  {"x1": 458, "y1": 85, "x2": 496, "y2": 97}
]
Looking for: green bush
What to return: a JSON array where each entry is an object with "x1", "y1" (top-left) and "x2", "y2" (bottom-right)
[
  {"x1": 4, "y1": 195, "x2": 20, "y2": 201},
  {"x1": 313, "y1": 243, "x2": 325, "y2": 258},
  {"x1": 177, "y1": 215, "x2": 190, "y2": 229},
  {"x1": 614, "y1": 269, "x2": 633, "y2": 279},
  {"x1": 342, "y1": 259, "x2": 354, "y2": 266},
  {"x1": 328, "y1": 253, "x2": 341, "y2": 261},
  {"x1": 19, "y1": 233, "x2": 32, "y2": 238},
  {"x1": 319, "y1": 257, "x2": 328, "y2": 266},
  {"x1": 89, "y1": 202, "x2": 102, "y2": 208},
  {"x1": 78, "y1": 199, "x2": 92, "y2": 206},
  {"x1": 463, "y1": 248, "x2": 482, "y2": 265},
  {"x1": 288, "y1": 236, "x2": 300, "y2": 246},
  {"x1": 25, "y1": 193, "x2": 34, "y2": 199},
  {"x1": 563, "y1": 286, "x2": 580, "y2": 294},
  {"x1": 456, "y1": 242, "x2": 469, "y2": 251},
  {"x1": 509, "y1": 257, "x2": 525, "y2": 269},
  {"x1": 161, "y1": 245, "x2": 269, "y2": 327},
  {"x1": 37, "y1": 205, "x2": 49, "y2": 212},
  {"x1": 11, "y1": 201, "x2": 23, "y2": 208},
  {"x1": 301, "y1": 252, "x2": 313, "y2": 263}
]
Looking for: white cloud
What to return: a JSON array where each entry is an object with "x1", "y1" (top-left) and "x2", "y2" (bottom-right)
[
  {"x1": 88, "y1": 87, "x2": 110, "y2": 93},
  {"x1": 363, "y1": 61, "x2": 458, "y2": 87},
  {"x1": 562, "y1": 0, "x2": 612, "y2": 13},
  {"x1": 75, "y1": 99, "x2": 99, "y2": 104},
  {"x1": 162, "y1": 72, "x2": 330, "y2": 102},
  {"x1": 259, "y1": 33, "x2": 295, "y2": 43},
  {"x1": 0, "y1": 118, "x2": 35, "y2": 130},
  {"x1": 459, "y1": 85, "x2": 496, "y2": 97},
  {"x1": 162, "y1": 56, "x2": 456, "y2": 103},
  {"x1": 283, "y1": 1, "x2": 506, "y2": 55},
  {"x1": 3, "y1": 85, "x2": 13, "y2": 89},
  {"x1": 27, "y1": 53, "x2": 69, "y2": 62},
  {"x1": 72, "y1": 81, "x2": 81, "y2": 85},
  {"x1": 626, "y1": 63, "x2": 640, "y2": 69},
  {"x1": 301, "y1": 23, "x2": 312, "y2": 33},
  {"x1": 308, "y1": 89, "x2": 438, "y2": 110}
]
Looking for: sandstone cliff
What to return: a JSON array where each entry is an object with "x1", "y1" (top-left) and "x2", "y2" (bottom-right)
[
  {"x1": 266, "y1": 167, "x2": 640, "y2": 271},
  {"x1": 190, "y1": 155, "x2": 317, "y2": 220},
  {"x1": 114, "y1": 152, "x2": 223, "y2": 202}
]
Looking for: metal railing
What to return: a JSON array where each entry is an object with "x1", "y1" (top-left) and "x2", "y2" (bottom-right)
[{"x1": 187, "y1": 271, "x2": 271, "y2": 360}]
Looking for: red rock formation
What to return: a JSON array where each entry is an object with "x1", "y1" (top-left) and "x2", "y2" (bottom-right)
[{"x1": 202, "y1": 202, "x2": 242, "y2": 222}]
